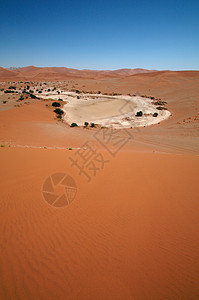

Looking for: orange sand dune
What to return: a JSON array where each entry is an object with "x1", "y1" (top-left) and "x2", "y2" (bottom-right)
[
  {"x1": 0, "y1": 102, "x2": 94, "y2": 148},
  {"x1": 1, "y1": 66, "x2": 198, "y2": 82},
  {"x1": 0, "y1": 66, "x2": 158, "y2": 81},
  {"x1": 0, "y1": 69, "x2": 199, "y2": 299},
  {"x1": 0, "y1": 67, "x2": 19, "y2": 79},
  {"x1": 0, "y1": 148, "x2": 199, "y2": 299}
]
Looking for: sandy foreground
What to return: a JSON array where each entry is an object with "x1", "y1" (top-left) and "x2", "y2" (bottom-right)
[
  {"x1": 0, "y1": 148, "x2": 199, "y2": 300},
  {"x1": 0, "y1": 70, "x2": 199, "y2": 299}
]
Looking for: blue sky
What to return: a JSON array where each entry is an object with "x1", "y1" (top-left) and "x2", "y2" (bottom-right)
[{"x1": 0, "y1": 0, "x2": 199, "y2": 70}]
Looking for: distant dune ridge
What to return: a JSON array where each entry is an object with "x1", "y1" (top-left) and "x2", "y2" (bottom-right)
[
  {"x1": 0, "y1": 66, "x2": 158, "y2": 80},
  {"x1": 0, "y1": 64, "x2": 199, "y2": 299},
  {"x1": 0, "y1": 65, "x2": 199, "y2": 82}
]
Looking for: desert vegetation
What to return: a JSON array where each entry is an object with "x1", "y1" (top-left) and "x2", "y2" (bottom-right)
[
  {"x1": 70, "y1": 122, "x2": 78, "y2": 127},
  {"x1": 52, "y1": 102, "x2": 61, "y2": 107},
  {"x1": 156, "y1": 106, "x2": 168, "y2": 110},
  {"x1": 54, "y1": 108, "x2": 64, "y2": 115},
  {"x1": 153, "y1": 100, "x2": 167, "y2": 106},
  {"x1": 4, "y1": 90, "x2": 16, "y2": 93},
  {"x1": 136, "y1": 111, "x2": 143, "y2": 117}
]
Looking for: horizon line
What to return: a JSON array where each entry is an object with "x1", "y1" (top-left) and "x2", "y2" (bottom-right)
[{"x1": 2, "y1": 65, "x2": 199, "y2": 72}]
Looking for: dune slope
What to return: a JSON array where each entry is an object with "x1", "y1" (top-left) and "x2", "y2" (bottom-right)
[
  {"x1": 0, "y1": 148, "x2": 199, "y2": 299},
  {"x1": 0, "y1": 68, "x2": 199, "y2": 299}
]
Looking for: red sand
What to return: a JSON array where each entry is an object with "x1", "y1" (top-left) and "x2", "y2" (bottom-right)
[
  {"x1": 0, "y1": 69, "x2": 199, "y2": 299},
  {"x1": 0, "y1": 148, "x2": 199, "y2": 299},
  {"x1": 0, "y1": 66, "x2": 157, "y2": 81}
]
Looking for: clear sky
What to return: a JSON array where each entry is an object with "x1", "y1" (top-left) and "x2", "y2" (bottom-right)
[{"x1": 0, "y1": 0, "x2": 199, "y2": 70}]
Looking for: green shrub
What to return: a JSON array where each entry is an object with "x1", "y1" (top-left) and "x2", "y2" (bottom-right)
[
  {"x1": 156, "y1": 106, "x2": 168, "y2": 110},
  {"x1": 4, "y1": 90, "x2": 15, "y2": 93},
  {"x1": 153, "y1": 112, "x2": 158, "y2": 117},
  {"x1": 3, "y1": 101, "x2": 7, "y2": 104},
  {"x1": 153, "y1": 101, "x2": 167, "y2": 105},
  {"x1": 30, "y1": 94, "x2": 38, "y2": 99},
  {"x1": 90, "y1": 122, "x2": 95, "y2": 127},
  {"x1": 54, "y1": 108, "x2": 64, "y2": 115},
  {"x1": 84, "y1": 122, "x2": 89, "y2": 127},
  {"x1": 52, "y1": 102, "x2": 61, "y2": 107},
  {"x1": 70, "y1": 122, "x2": 78, "y2": 127},
  {"x1": 57, "y1": 115, "x2": 62, "y2": 119},
  {"x1": 136, "y1": 111, "x2": 143, "y2": 117}
]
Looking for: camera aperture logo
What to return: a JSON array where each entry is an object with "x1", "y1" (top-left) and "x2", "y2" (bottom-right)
[{"x1": 42, "y1": 173, "x2": 77, "y2": 208}]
